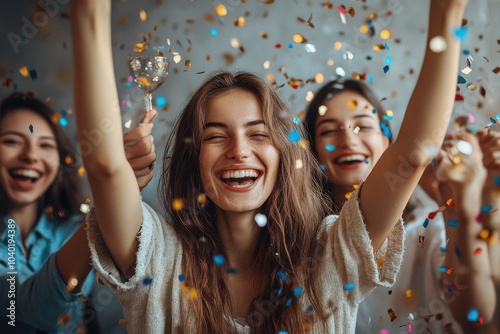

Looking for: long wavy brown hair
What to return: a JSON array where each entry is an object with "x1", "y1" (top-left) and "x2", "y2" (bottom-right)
[
  {"x1": 0, "y1": 92, "x2": 85, "y2": 219},
  {"x1": 160, "y1": 71, "x2": 331, "y2": 333}
]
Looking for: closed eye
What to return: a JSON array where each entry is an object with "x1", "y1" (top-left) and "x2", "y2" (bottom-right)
[{"x1": 319, "y1": 129, "x2": 341, "y2": 136}]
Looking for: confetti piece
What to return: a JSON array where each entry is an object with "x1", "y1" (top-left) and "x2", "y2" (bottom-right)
[
  {"x1": 29, "y1": 124, "x2": 34, "y2": 133},
  {"x1": 277, "y1": 270, "x2": 287, "y2": 281},
  {"x1": 388, "y1": 308, "x2": 397, "y2": 322},
  {"x1": 343, "y1": 283, "x2": 355, "y2": 291},
  {"x1": 454, "y1": 26, "x2": 469, "y2": 41},
  {"x1": 494, "y1": 176, "x2": 500, "y2": 186},
  {"x1": 66, "y1": 276, "x2": 78, "y2": 293},
  {"x1": 30, "y1": 69, "x2": 37, "y2": 80},
  {"x1": 156, "y1": 96, "x2": 167, "y2": 108},
  {"x1": 428, "y1": 212, "x2": 437, "y2": 219},
  {"x1": 446, "y1": 199, "x2": 456, "y2": 207},
  {"x1": 118, "y1": 319, "x2": 128, "y2": 326},
  {"x1": 172, "y1": 198, "x2": 184, "y2": 211},
  {"x1": 288, "y1": 130, "x2": 300, "y2": 143},
  {"x1": 467, "y1": 308, "x2": 479, "y2": 322},
  {"x1": 447, "y1": 219, "x2": 459, "y2": 227},
  {"x1": 143, "y1": 277, "x2": 153, "y2": 285},
  {"x1": 227, "y1": 267, "x2": 238, "y2": 274},
  {"x1": 423, "y1": 218, "x2": 430, "y2": 228},
  {"x1": 124, "y1": 120, "x2": 132, "y2": 129},
  {"x1": 481, "y1": 204, "x2": 493, "y2": 213},
  {"x1": 19, "y1": 66, "x2": 29, "y2": 77},
  {"x1": 210, "y1": 28, "x2": 218, "y2": 36},
  {"x1": 59, "y1": 118, "x2": 68, "y2": 127},
  {"x1": 318, "y1": 105, "x2": 328, "y2": 116},
  {"x1": 383, "y1": 65, "x2": 390, "y2": 73},
  {"x1": 440, "y1": 246, "x2": 447, "y2": 253},
  {"x1": 254, "y1": 213, "x2": 268, "y2": 227},
  {"x1": 285, "y1": 297, "x2": 293, "y2": 307},
  {"x1": 405, "y1": 290, "x2": 413, "y2": 298},
  {"x1": 325, "y1": 144, "x2": 336, "y2": 152},
  {"x1": 295, "y1": 159, "x2": 303, "y2": 169},
  {"x1": 58, "y1": 312, "x2": 70, "y2": 325},
  {"x1": 473, "y1": 248, "x2": 482, "y2": 255},
  {"x1": 215, "y1": 4, "x2": 227, "y2": 16},
  {"x1": 430, "y1": 36, "x2": 447, "y2": 52},
  {"x1": 294, "y1": 286, "x2": 304, "y2": 297},
  {"x1": 178, "y1": 274, "x2": 185, "y2": 282},
  {"x1": 213, "y1": 254, "x2": 225, "y2": 266},
  {"x1": 139, "y1": 9, "x2": 148, "y2": 22}
]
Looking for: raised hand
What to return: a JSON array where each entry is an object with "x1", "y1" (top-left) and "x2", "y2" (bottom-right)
[{"x1": 124, "y1": 109, "x2": 157, "y2": 191}]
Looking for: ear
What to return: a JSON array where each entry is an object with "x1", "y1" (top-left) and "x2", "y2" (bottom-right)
[{"x1": 382, "y1": 135, "x2": 390, "y2": 150}]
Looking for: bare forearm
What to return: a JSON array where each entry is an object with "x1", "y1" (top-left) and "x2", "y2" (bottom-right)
[
  {"x1": 70, "y1": 1, "x2": 126, "y2": 173},
  {"x1": 482, "y1": 174, "x2": 500, "y2": 283}
]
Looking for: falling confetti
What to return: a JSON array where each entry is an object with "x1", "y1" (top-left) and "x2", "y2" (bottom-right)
[
  {"x1": 143, "y1": 277, "x2": 153, "y2": 285},
  {"x1": 214, "y1": 254, "x2": 225, "y2": 266},
  {"x1": 343, "y1": 283, "x2": 355, "y2": 291},
  {"x1": 254, "y1": 213, "x2": 268, "y2": 227}
]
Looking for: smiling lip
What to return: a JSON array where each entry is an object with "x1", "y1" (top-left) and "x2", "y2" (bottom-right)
[
  {"x1": 217, "y1": 167, "x2": 262, "y2": 193},
  {"x1": 8, "y1": 167, "x2": 42, "y2": 191},
  {"x1": 333, "y1": 152, "x2": 368, "y2": 170}
]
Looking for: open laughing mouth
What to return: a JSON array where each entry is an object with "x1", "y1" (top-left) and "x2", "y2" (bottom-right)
[
  {"x1": 334, "y1": 154, "x2": 367, "y2": 166},
  {"x1": 9, "y1": 168, "x2": 41, "y2": 184},
  {"x1": 219, "y1": 169, "x2": 260, "y2": 189}
]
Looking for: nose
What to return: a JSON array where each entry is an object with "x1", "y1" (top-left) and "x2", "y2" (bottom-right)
[
  {"x1": 226, "y1": 135, "x2": 251, "y2": 161},
  {"x1": 20, "y1": 143, "x2": 39, "y2": 163},
  {"x1": 336, "y1": 125, "x2": 358, "y2": 149}
]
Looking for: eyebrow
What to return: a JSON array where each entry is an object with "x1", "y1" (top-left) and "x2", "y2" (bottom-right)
[
  {"x1": 316, "y1": 114, "x2": 375, "y2": 128},
  {"x1": 0, "y1": 130, "x2": 56, "y2": 141},
  {"x1": 203, "y1": 119, "x2": 265, "y2": 130}
]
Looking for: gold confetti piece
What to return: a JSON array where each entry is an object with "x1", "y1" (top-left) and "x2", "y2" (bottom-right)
[
  {"x1": 380, "y1": 29, "x2": 391, "y2": 40},
  {"x1": 231, "y1": 38, "x2": 241, "y2": 48},
  {"x1": 58, "y1": 313, "x2": 70, "y2": 325},
  {"x1": 215, "y1": 4, "x2": 227, "y2": 16},
  {"x1": 345, "y1": 191, "x2": 352, "y2": 200},
  {"x1": 333, "y1": 42, "x2": 342, "y2": 50},
  {"x1": 360, "y1": 25, "x2": 369, "y2": 34},
  {"x1": 315, "y1": 73, "x2": 324, "y2": 83},
  {"x1": 134, "y1": 43, "x2": 145, "y2": 53},
  {"x1": 78, "y1": 167, "x2": 86, "y2": 177},
  {"x1": 139, "y1": 9, "x2": 148, "y2": 22},
  {"x1": 293, "y1": 34, "x2": 306, "y2": 43},
  {"x1": 388, "y1": 308, "x2": 397, "y2": 322},
  {"x1": 156, "y1": 50, "x2": 164, "y2": 57},
  {"x1": 19, "y1": 66, "x2": 29, "y2": 78},
  {"x1": 172, "y1": 198, "x2": 185, "y2": 211},
  {"x1": 376, "y1": 258, "x2": 385, "y2": 267},
  {"x1": 197, "y1": 194, "x2": 207, "y2": 207},
  {"x1": 64, "y1": 155, "x2": 74, "y2": 165},
  {"x1": 66, "y1": 276, "x2": 78, "y2": 293},
  {"x1": 493, "y1": 67, "x2": 500, "y2": 74},
  {"x1": 262, "y1": 0, "x2": 274, "y2": 4},
  {"x1": 184, "y1": 60, "x2": 191, "y2": 72},
  {"x1": 119, "y1": 319, "x2": 128, "y2": 326},
  {"x1": 117, "y1": 15, "x2": 127, "y2": 25},
  {"x1": 348, "y1": 99, "x2": 357, "y2": 109},
  {"x1": 322, "y1": 1, "x2": 333, "y2": 9},
  {"x1": 405, "y1": 290, "x2": 413, "y2": 298},
  {"x1": 232, "y1": 16, "x2": 245, "y2": 27}
]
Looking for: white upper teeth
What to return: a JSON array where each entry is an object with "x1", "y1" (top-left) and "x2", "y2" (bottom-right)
[
  {"x1": 11, "y1": 169, "x2": 40, "y2": 179},
  {"x1": 337, "y1": 154, "x2": 365, "y2": 163},
  {"x1": 221, "y1": 169, "x2": 258, "y2": 179}
]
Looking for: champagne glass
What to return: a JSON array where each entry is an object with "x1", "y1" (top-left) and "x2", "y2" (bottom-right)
[{"x1": 128, "y1": 54, "x2": 170, "y2": 111}]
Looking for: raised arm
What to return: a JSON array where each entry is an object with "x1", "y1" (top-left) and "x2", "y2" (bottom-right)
[
  {"x1": 360, "y1": 0, "x2": 467, "y2": 249},
  {"x1": 70, "y1": 0, "x2": 148, "y2": 275},
  {"x1": 436, "y1": 133, "x2": 496, "y2": 331},
  {"x1": 478, "y1": 129, "x2": 500, "y2": 284}
]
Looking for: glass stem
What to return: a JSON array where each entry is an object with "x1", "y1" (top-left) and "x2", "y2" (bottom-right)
[{"x1": 146, "y1": 93, "x2": 153, "y2": 111}]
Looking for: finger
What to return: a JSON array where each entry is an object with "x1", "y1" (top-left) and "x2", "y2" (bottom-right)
[
  {"x1": 124, "y1": 123, "x2": 153, "y2": 146},
  {"x1": 139, "y1": 108, "x2": 157, "y2": 124},
  {"x1": 125, "y1": 135, "x2": 155, "y2": 160},
  {"x1": 129, "y1": 151, "x2": 157, "y2": 172},
  {"x1": 137, "y1": 171, "x2": 154, "y2": 191}
]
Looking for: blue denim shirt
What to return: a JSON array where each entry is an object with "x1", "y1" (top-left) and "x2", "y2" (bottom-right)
[{"x1": 0, "y1": 213, "x2": 94, "y2": 333}]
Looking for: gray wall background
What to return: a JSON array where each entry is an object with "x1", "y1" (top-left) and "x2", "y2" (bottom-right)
[{"x1": 1, "y1": 0, "x2": 499, "y2": 211}]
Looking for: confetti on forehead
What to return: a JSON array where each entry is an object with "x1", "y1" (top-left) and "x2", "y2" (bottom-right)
[{"x1": 29, "y1": 124, "x2": 34, "y2": 134}]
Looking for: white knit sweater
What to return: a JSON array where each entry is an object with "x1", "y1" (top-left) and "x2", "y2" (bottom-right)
[{"x1": 86, "y1": 188, "x2": 404, "y2": 333}]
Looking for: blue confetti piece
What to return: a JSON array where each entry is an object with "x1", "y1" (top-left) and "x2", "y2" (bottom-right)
[
  {"x1": 119, "y1": 43, "x2": 125, "y2": 51},
  {"x1": 60, "y1": 109, "x2": 68, "y2": 117},
  {"x1": 285, "y1": 297, "x2": 292, "y2": 307},
  {"x1": 343, "y1": 283, "x2": 355, "y2": 291},
  {"x1": 278, "y1": 331, "x2": 288, "y2": 334},
  {"x1": 367, "y1": 75, "x2": 374, "y2": 82},
  {"x1": 383, "y1": 114, "x2": 393, "y2": 121},
  {"x1": 58, "y1": 118, "x2": 68, "y2": 127},
  {"x1": 481, "y1": 204, "x2": 493, "y2": 213},
  {"x1": 438, "y1": 265, "x2": 447, "y2": 273},
  {"x1": 143, "y1": 277, "x2": 153, "y2": 285},
  {"x1": 292, "y1": 117, "x2": 300, "y2": 125},
  {"x1": 288, "y1": 130, "x2": 301, "y2": 143},
  {"x1": 227, "y1": 267, "x2": 238, "y2": 274},
  {"x1": 383, "y1": 65, "x2": 390, "y2": 73},
  {"x1": 496, "y1": 114, "x2": 500, "y2": 121},
  {"x1": 293, "y1": 286, "x2": 303, "y2": 297},
  {"x1": 210, "y1": 28, "x2": 218, "y2": 36},
  {"x1": 29, "y1": 124, "x2": 34, "y2": 134},
  {"x1": 124, "y1": 82, "x2": 132, "y2": 88},
  {"x1": 423, "y1": 218, "x2": 429, "y2": 228},
  {"x1": 447, "y1": 219, "x2": 459, "y2": 227},
  {"x1": 468, "y1": 125, "x2": 476, "y2": 132},
  {"x1": 462, "y1": 49, "x2": 470, "y2": 55},
  {"x1": 440, "y1": 246, "x2": 447, "y2": 253},
  {"x1": 432, "y1": 158, "x2": 438, "y2": 167},
  {"x1": 446, "y1": 284, "x2": 454, "y2": 293},
  {"x1": 385, "y1": 55, "x2": 391, "y2": 66},
  {"x1": 490, "y1": 117, "x2": 497, "y2": 124},
  {"x1": 288, "y1": 43, "x2": 293, "y2": 49},
  {"x1": 277, "y1": 270, "x2": 287, "y2": 282},
  {"x1": 178, "y1": 274, "x2": 185, "y2": 282},
  {"x1": 467, "y1": 308, "x2": 479, "y2": 322},
  {"x1": 365, "y1": 160, "x2": 369, "y2": 164},
  {"x1": 384, "y1": 42, "x2": 390, "y2": 51},
  {"x1": 213, "y1": 254, "x2": 225, "y2": 266},
  {"x1": 458, "y1": 75, "x2": 466, "y2": 84},
  {"x1": 29, "y1": 69, "x2": 37, "y2": 80},
  {"x1": 366, "y1": 55, "x2": 372, "y2": 61},
  {"x1": 325, "y1": 144, "x2": 335, "y2": 152},
  {"x1": 156, "y1": 95, "x2": 167, "y2": 107},
  {"x1": 307, "y1": 305, "x2": 314, "y2": 312},
  {"x1": 494, "y1": 175, "x2": 500, "y2": 186},
  {"x1": 277, "y1": 287, "x2": 283, "y2": 296},
  {"x1": 454, "y1": 26, "x2": 469, "y2": 41},
  {"x1": 320, "y1": 164, "x2": 326, "y2": 171},
  {"x1": 372, "y1": 108, "x2": 377, "y2": 114}
]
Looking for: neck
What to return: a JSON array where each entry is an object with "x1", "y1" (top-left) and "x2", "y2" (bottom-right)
[
  {"x1": 216, "y1": 210, "x2": 261, "y2": 272},
  {"x1": 8, "y1": 202, "x2": 40, "y2": 243}
]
